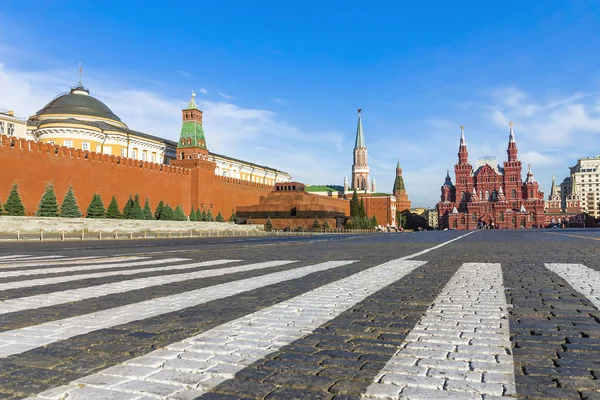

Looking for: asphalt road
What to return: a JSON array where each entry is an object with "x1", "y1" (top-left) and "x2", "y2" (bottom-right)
[{"x1": 0, "y1": 229, "x2": 599, "y2": 400}]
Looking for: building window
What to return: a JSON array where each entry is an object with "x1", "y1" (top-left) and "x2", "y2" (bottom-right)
[
  {"x1": 472, "y1": 213, "x2": 477, "y2": 222},
  {"x1": 223, "y1": 170, "x2": 228, "y2": 177},
  {"x1": 82, "y1": 142, "x2": 90, "y2": 151},
  {"x1": 499, "y1": 212, "x2": 504, "y2": 222},
  {"x1": 141, "y1": 151, "x2": 147, "y2": 161},
  {"x1": 121, "y1": 148, "x2": 126, "y2": 158},
  {"x1": 96, "y1": 145, "x2": 101, "y2": 153},
  {"x1": 511, "y1": 189, "x2": 517, "y2": 198},
  {"x1": 132, "y1": 149, "x2": 137, "y2": 159},
  {"x1": 0, "y1": 122, "x2": 3, "y2": 134},
  {"x1": 485, "y1": 190, "x2": 489, "y2": 200},
  {"x1": 103, "y1": 146, "x2": 111, "y2": 155},
  {"x1": 64, "y1": 140, "x2": 73, "y2": 148},
  {"x1": 151, "y1": 153, "x2": 156, "y2": 163},
  {"x1": 7, "y1": 123, "x2": 14, "y2": 136}
]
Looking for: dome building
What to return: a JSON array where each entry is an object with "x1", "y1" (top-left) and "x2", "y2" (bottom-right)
[{"x1": 28, "y1": 83, "x2": 177, "y2": 164}]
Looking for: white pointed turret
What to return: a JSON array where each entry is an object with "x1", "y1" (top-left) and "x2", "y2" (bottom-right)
[
  {"x1": 343, "y1": 175, "x2": 348, "y2": 192},
  {"x1": 460, "y1": 125, "x2": 466, "y2": 146},
  {"x1": 451, "y1": 206, "x2": 459, "y2": 214},
  {"x1": 519, "y1": 204, "x2": 527, "y2": 213},
  {"x1": 509, "y1": 121, "x2": 515, "y2": 143},
  {"x1": 525, "y1": 163, "x2": 536, "y2": 184},
  {"x1": 372, "y1": 176, "x2": 376, "y2": 192}
]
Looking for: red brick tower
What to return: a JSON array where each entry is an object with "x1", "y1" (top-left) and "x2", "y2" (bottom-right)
[
  {"x1": 503, "y1": 122, "x2": 522, "y2": 203},
  {"x1": 351, "y1": 109, "x2": 370, "y2": 191},
  {"x1": 454, "y1": 126, "x2": 473, "y2": 207}
]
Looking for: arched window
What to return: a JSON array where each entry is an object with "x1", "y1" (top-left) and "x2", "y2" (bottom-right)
[
  {"x1": 480, "y1": 190, "x2": 483, "y2": 199},
  {"x1": 485, "y1": 190, "x2": 490, "y2": 200},
  {"x1": 530, "y1": 190, "x2": 534, "y2": 198},
  {"x1": 472, "y1": 213, "x2": 477, "y2": 222},
  {"x1": 499, "y1": 212, "x2": 504, "y2": 222},
  {"x1": 511, "y1": 189, "x2": 517, "y2": 199},
  {"x1": 222, "y1": 170, "x2": 228, "y2": 177},
  {"x1": 492, "y1": 190, "x2": 497, "y2": 200},
  {"x1": 452, "y1": 220, "x2": 458, "y2": 229},
  {"x1": 460, "y1": 216, "x2": 465, "y2": 225}
]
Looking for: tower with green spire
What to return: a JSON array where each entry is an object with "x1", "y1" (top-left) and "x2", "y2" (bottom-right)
[
  {"x1": 351, "y1": 108, "x2": 370, "y2": 191},
  {"x1": 394, "y1": 158, "x2": 411, "y2": 211},
  {"x1": 177, "y1": 91, "x2": 207, "y2": 158}
]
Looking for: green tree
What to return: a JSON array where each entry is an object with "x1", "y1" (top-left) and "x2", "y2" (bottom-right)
[
  {"x1": 206, "y1": 210, "x2": 214, "y2": 222},
  {"x1": 312, "y1": 217, "x2": 320, "y2": 230},
  {"x1": 122, "y1": 195, "x2": 134, "y2": 219},
  {"x1": 174, "y1": 205, "x2": 187, "y2": 221},
  {"x1": 127, "y1": 194, "x2": 144, "y2": 220},
  {"x1": 229, "y1": 211, "x2": 237, "y2": 222},
  {"x1": 4, "y1": 183, "x2": 25, "y2": 216},
  {"x1": 86, "y1": 193, "x2": 105, "y2": 218},
  {"x1": 60, "y1": 186, "x2": 82, "y2": 218},
  {"x1": 189, "y1": 205, "x2": 198, "y2": 221},
  {"x1": 0, "y1": 198, "x2": 3, "y2": 215},
  {"x1": 106, "y1": 196, "x2": 121, "y2": 219},
  {"x1": 350, "y1": 189, "x2": 359, "y2": 217},
  {"x1": 264, "y1": 216, "x2": 273, "y2": 231},
  {"x1": 200, "y1": 210, "x2": 207, "y2": 221},
  {"x1": 160, "y1": 204, "x2": 175, "y2": 220},
  {"x1": 359, "y1": 197, "x2": 367, "y2": 218},
  {"x1": 322, "y1": 219, "x2": 330, "y2": 229},
  {"x1": 143, "y1": 198, "x2": 154, "y2": 220},
  {"x1": 36, "y1": 182, "x2": 59, "y2": 217},
  {"x1": 396, "y1": 210, "x2": 407, "y2": 228},
  {"x1": 370, "y1": 215, "x2": 378, "y2": 228},
  {"x1": 195, "y1": 208, "x2": 202, "y2": 221},
  {"x1": 215, "y1": 211, "x2": 225, "y2": 222},
  {"x1": 154, "y1": 200, "x2": 164, "y2": 220}
]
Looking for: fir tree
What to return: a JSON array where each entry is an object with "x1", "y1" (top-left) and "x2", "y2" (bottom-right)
[
  {"x1": 60, "y1": 186, "x2": 82, "y2": 218},
  {"x1": 36, "y1": 182, "x2": 59, "y2": 217},
  {"x1": 322, "y1": 219, "x2": 330, "y2": 229},
  {"x1": 350, "y1": 189, "x2": 359, "y2": 217},
  {"x1": 129, "y1": 194, "x2": 144, "y2": 220},
  {"x1": 86, "y1": 193, "x2": 105, "y2": 218},
  {"x1": 0, "y1": 198, "x2": 3, "y2": 215},
  {"x1": 174, "y1": 205, "x2": 187, "y2": 221},
  {"x1": 122, "y1": 195, "x2": 134, "y2": 219},
  {"x1": 312, "y1": 217, "x2": 320, "y2": 230},
  {"x1": 195, "y1": 208, "x2": 202, "y2": 221},
  {"x1": 4, "y1": 183, "x2": 25, "y2": 216},
  {"x1": 189, "y1": 205, "x2": 198, "y2": 221},
  {"x1": 229, "y1": 211, "x2": 237, "y2": 222},
  {"x1": 143, "y1": 198, "x2": 154, "y2": 220},
  {"x1": 264, "y1": 216, "x2": 273, "y2": 231},
  {"x1": 160, "y1": 204, "x2": 175, "y2": 220},
  {"x1": 370, "y1": 215, "x2": 378, "y2": 228},
  {"x1": 359, "y1": 197, "x2": 367, "y2": 218},
  {"x1": 206, "y1": 210, "x2": 214, "y2": 222},
  {"x1": 106, "y1": 196, "x2": 122, "y2": 219},
  {"x1": 200, "y1": 210, "x2": 207, "y2": 221},
  {"x1": 154, "y1": 200, "x2": 165, "y2": 220},
  {"x1": 215, "y1": 211, "x2": 225, "y2": 222}
]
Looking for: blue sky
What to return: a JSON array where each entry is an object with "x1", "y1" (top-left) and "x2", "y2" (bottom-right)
[{"x1": 1, "y1": 1, "x2": 600, "y2": 207}]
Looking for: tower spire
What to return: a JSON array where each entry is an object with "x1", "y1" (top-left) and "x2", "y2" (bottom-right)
[
  {"x1": 509, "y1": 121, "x2": 515, "y2": 143},
  {"x1": 550, "y1": 175, "x2": 557, "y2": 197},
  {"x1": 507, "y1": 121, "x2": 519, "y2": 162},
  {"x1": 78, "y1": 60, "x2": 83, "y2": 85},
  {"x1": 355, "y1": 108, "x2": 365, "y2": 148},
  {"x1": 460, "y1": 125, "x2": 466, "y2": 146},
  {"x1": 458, "y1": 125, "x2": 469, "y2": 165}
]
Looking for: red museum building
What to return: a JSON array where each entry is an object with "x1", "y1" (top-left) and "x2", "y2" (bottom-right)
[{"x1": 437, "y1": 123, "x2": 545, "y2": 230}]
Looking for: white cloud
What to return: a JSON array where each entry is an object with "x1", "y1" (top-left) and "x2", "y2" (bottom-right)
[
  {"x1": 199, "y1": 87, "x2": 208, "y2": 95},
  {"x1": 217, "y1": 91, "x2": 237, "y2": 101},
  {"x1": 270, "y1": 97, "x2": 285, "y2": 104}
]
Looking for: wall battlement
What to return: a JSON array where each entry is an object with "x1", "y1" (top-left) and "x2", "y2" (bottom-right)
[
  {"x1": 214, "y1": 174, "x2": 272, "y2": 190},
  {"x1": 0, "y1": 135, "x2": 191, "y2": 176}
]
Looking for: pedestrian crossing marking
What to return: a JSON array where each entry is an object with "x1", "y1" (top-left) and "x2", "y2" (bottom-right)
[
  {"x1": 27, "y1": 259, "x2": 426, "y2": 400},
  {"x1": 545, "y1": 263, "x2": 600, "y2": 309},
  {"x1": 0, "y1": 260, "x2": 355, "y2": 357},
  {"x1": 363, "y1": 263, "x2": 515, "y2": 399},
  {"x1": 0, "y1": 255, "x2": 148, "y2": 270}
]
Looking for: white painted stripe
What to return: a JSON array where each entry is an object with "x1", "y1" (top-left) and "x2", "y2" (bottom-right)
[
  {"x1": 0, "y1": 259, "x2": 300, "y2": 315},
  {"x1": 0, "y1": 255, "x2": 67, "y2": 264},
  {"x1": 545, "y1": 263, "x2": 600, "y2": 309},
  {"x1": 28, "y1": 259, "x2": 426, "y2": 400},
  {"x1": 0, "y1": 256, "x2": 153, "y2": 273},
  {"x1": 362, "y1": 263, "x2": 515, "y2": 399},
  {"x1": 0, "y1": 256, "x2": 144, "y2": 269},
  {"x1": 400, "y1": 230, "x2": 477, "y2": 260},
  {"x1": 0, "y1": 260, "x2": 355, "y2": 357},
  {"x1": 0, "y1": 255, "x2": 29, "y2": 260},
  {"x1": 0, "y1": 258, "x2": 191, "y2": 290}
]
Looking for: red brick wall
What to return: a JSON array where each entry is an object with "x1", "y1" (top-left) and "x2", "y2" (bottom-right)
[{"x1": 0, "y1": 135, "x2": 274, "y2": 218}]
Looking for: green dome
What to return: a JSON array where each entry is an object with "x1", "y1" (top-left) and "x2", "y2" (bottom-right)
[{"x1": 35, "y1": 85, "x2": 122, "y2": 123}]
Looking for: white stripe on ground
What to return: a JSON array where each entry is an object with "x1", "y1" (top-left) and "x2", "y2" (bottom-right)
[
  {"x1": 0, "y1": 259, "x2": 195, "y2": 291},
  {"x1": 545, "y1": 263, "x2": 600, "y2": 309},
  {"x1": 0, "y1": 255, "x2": 68, "y2": 264},
  {"x1": 0, "y1": 256, "x2": 147, "y2": 270},
  {"x1": 0, "y1": 260, "x2": 354, "y2": 357},
  {"x1": 0, "y1": 257, "x2": 174, "y2": 277},
  {"x1": 28, "y1": 259, "x2": 426, "y2": 400},
  {"x1": 0, "y1": 255, "x2": 29, "y2": 260},
  {"x1": 362, "y1": 263, "x2": 515, "y2": 400},
  {"x1": 0, "y1": 259, "x2": 300, "y2": 315},
  {"x1": 400, "y1": 230, "x2": 477, "y2": 260}
]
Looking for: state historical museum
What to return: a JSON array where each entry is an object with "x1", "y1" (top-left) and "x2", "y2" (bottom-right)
[{"x1": 437, "y1": 123, "x2": 545, "y2": 230}]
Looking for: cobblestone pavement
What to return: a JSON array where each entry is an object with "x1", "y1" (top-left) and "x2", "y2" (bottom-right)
[{"x1": 0, "y1": 230, "x2": 599, "y2": 399}]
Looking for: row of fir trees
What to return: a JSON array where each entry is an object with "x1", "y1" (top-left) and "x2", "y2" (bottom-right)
[
  {"x1": 347, "y1": 189, "x2": 378, "y2": 229},
  {"x1": 0, "y1": 183, "x2": 236, "y2": 222}
]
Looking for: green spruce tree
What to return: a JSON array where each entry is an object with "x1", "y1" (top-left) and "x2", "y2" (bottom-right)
[
  {"x1": 36, "y1": 182, "x2": 59, "y2": 217},
  {"x1": 370, "y1": 215, "x2": 378, "y2": 228},
  {"x1": 106, "y1": 195, "x2": 121, "y2": 219},
  {"x1": 189, "y1": 205, "x2": 198, "y2": 221},
  {"x1": 200, "y1": 210, "x2": 207, "y2": 221},
  {"x1": 359, "y1": 197, "x2": 367, "y2": 218},
  {"x1": 215, "y1": 211, "x2": 225, "y2": 222},
  {"x1": 229, "y1": 211, "x2": 237, "y2": 222},
  {"x1": 143, "y1": 198, "x2": 154, "y2": 220},
  {"x1": 174, "y1": 205, "x2": 187, "y2": 221},
  {"x1": 0, "y1": 198, "x2": 3, "y2": 215},
  {"x1": 350, "y1": 189, "x2": 359, "y2": 217},
  {"x1": 60, "y1": 186, "x2": 82, "y2": 218},
  {"x1": 160, "y1": 204, "x2": 175, "y2": 220},
  {"x1": 129, "y1": 194, "x2": 144, "y2": 220},
  {"x1": 322, "y1": 219, "x2": 330, "y2": 229},
  {"x1": 312, "y1": 217, "x2": 320, "y2": 230},
  {"x1": 154, "y1": 200, "x2": 165, "y2": 220},
  {"x1": 195, "y1": 208, "x2": 202, "y2": 221},
  {"x1": 86, "y1": 193, "x2": 105, "y2": 218},
  {"x1": 122, "y1": 195, "x2": 134, "y2": 219},
  {"x1": 4, "y1": 183, "x2": 25, "y2": 216},
  {"x1": 264, "y1": 216, "x2": 273, "y2": 231},
  {"x1": 206, "y1": 210, "x2": 214, "y2": 222}
]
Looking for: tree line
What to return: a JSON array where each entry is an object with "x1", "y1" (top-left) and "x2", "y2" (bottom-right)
[
  {"x1": 347, "y1": 189, "x2": 378, "y2": 229},
  {"x1": 0, "y1": 183, "x2": 236, "y2": 222}
]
